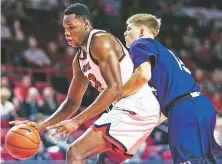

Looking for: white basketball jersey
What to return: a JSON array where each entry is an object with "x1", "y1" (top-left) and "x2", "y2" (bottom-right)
[
  {"x1": 78, "y1": 29, "x2": 133, "y2": 92},
  {"x1": 78, "y1": 29, "x2": 160, "y2": 115}
]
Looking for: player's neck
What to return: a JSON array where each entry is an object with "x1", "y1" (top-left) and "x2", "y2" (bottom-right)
[
  {"x1": 81, "y1": 27, "x2": 93, "y2": 51},
  {"x1": 140, "y1": 32, "x2": 155, "y2": 39}
]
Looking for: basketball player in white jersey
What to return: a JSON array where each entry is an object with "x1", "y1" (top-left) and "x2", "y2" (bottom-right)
[{"x1": 10, "y1": 3, "x2": 160, "y2": 164}]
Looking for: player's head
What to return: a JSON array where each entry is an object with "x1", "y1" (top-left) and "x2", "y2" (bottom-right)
[
  {"x1": 124, "y1": 14, "x2": 161, "y2": 48},
  {"x1": 63, "y1": 3, "x2": 92, "y2": 47}
]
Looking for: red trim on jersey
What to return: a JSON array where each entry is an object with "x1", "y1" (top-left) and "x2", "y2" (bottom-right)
[
  {"x1": 78, "y1": 49, "x2": 87, "y2": 60},
  {"x1": 91, "y1": 123, "x2": 134, "y2": 158},
  {"x1": 119, "y1": 54, "x2": 126, "y2": 62}
]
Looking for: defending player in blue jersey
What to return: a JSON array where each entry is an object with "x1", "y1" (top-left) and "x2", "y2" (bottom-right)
[{"x1": 120, "y1": 14, "x2": 221, "y2": 164}]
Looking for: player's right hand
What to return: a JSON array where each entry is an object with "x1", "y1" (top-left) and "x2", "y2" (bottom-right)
[{"x1": 9, "y1": 120, "x2": 42, "y2": 131}]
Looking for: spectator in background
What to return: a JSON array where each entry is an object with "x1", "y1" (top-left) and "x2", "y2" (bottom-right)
[
  {"x1": 194, "y1": 68, "x2": 208, "y2": 94},
  {"x1": 181, "y1": 25, "x2": 198, "y2": 58},
  {"x1": 212, "y1": 93, "x2": 222, "y2": 114},
  {"x1": 88, "y1": 0, "x2": 111, "y2": 31},
  {"x1": 14, "y1": 74, "x2": 32, "y2": 105},
  {"x1": 22, "y1": 36, "x2": 51, "y2": 67},
  {"x1": 64, "y1": 46, "x2": 77, "y2": 65},
  {"x1": 194, "y1": 68, "x2": 207, "y2": 85},
  {"x1": 211, "y1": 69, "x2": 222, "y2": 92},
  {"x1": 213, "y1": 32, "x2": 222, "y2": 68},
  {"x1": 17, "y1": 87, "x2": 40, "y2": 121},
  {"x1": 214, "y1": 114, "x2": 222, "y2": 147},
  {"x1": 50, "y1": 63, "x2": 70, "y2": 94},
  {"x1": 0, "y1": 87, "x2": 16, "y2": 120},
  {"x1": 12, "y1": 19, "x2": 27, "y2": 66},
  {"x1": 163, "y1": 36, "x2": 173, "y2": 50},
  {"x1": 50, "y1": 47, "x2": 78, "y2": 89},
  {"x1": 47, "y1": 41, "x2": 62, "y2": 66},
  {"x1": 203, "y1": 69, "x2": 222, "y2": 97},
  {"x1": 1, "y1": 15, "x2": 11, "y2": 64},
  {"x1": 39, "y1": 87, "x2": 59, "y2": 116},
  {"x1": 64, "y1": 46, "x2": 79, "y2": 81},
  {"x1": 196, "y1": 38, "x2": 213, "y2": 70},
  {"x1": 1, "y1": 75, "x2": 12, "y2": 89},
  {"x1": 57, "y1": 32, "x2": 67, "y2": 49},
  {"x1": 1, "y1": 15, "x2": 12, "y2": 40}
]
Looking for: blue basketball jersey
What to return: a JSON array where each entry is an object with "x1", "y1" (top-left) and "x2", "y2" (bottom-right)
[{"x1": 130, "y1": 38, "x2": 200, "y2": 116}]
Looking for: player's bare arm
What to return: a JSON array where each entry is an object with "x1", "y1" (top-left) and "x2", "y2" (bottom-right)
[
  {"x1": 10, "y1": 55, "x2": 89, "y2": 131},
  {"x1": 118, "y1": 60, "x2": 152, "y2": 100},
  {"x1": 75, "y1": 33, "x2": 123, "y2": 125},
  {"x1": 118, "y1": 59, "x2": 167, "y2": 124},
  {"x1": 40, "y1": 55, "x2": 89, "y2": 130}
]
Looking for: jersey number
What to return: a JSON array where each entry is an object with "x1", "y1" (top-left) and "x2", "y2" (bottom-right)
[
  {"x1": 88, "y1": 73, "x2": 102, "y2": 90},
  {"x1": 168, "y1": 50, "x2": 191, "y2": 74}
]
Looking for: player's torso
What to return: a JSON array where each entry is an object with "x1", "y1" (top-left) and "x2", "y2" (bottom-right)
[
  {"x1": 78, "y1": 29, "x2": 133, "y2": 92},
  {"x1": 144, "y1": 39, "x2": 200, "y2": 112},
  {"x1": 78, "y1": 30, "x2": 160, "y2": 115}
]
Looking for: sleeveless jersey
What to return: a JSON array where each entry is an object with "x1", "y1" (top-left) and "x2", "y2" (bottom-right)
[
  {"x1": 78, "y1": 29, "x2": 133, "y2": 92},
  {"x1": 78, "y1": 29, "x2": 159, "y2": 115}
]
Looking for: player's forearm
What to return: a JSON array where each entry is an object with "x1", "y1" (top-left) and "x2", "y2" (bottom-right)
[
  {"x1": 75, "y1": 86, "x2": 121, "y2": 125},
  {"x1": 119, "y1": 72, "x2": 148, "y2": 99},
  {"x1": 40, "y1": 99, "x2": 80, "y2": 130}
]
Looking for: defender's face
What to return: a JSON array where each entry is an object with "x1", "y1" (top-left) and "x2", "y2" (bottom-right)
[
  {"x1": 63, "y1": 14, "x2": 86, "y2": 47},
  {"x1": 124, "y1": 23, "x2": 141, "y2": 48}
]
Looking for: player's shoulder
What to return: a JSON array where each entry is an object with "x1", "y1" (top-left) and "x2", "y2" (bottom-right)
[
  {"x1": 130, "y1": 38, "x2": 155, "y2": 52},
  {"x1": 91, "y1": 32, "x2": 114, "y2": 44},
  {"x1": 90, "y1": 31, "x2": 117, "y2": 52}
]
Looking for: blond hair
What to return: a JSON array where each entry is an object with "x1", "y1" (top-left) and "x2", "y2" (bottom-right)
[
  {"x1": 0, "y1": 87, "x2": 11, "y2": 100},
  {"x1": 126, "y1": 14, "x2": 161, "y2": 37}
]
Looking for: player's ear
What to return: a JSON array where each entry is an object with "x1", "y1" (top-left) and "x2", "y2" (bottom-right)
[
  {"x1": 140, "y1": 28, "x2": 144, "y2": 37},
  {"x1": 84, "y1": 20, "x2": 89, "y2": 30}
]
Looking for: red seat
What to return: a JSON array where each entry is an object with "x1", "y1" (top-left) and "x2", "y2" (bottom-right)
[
  {"x1": 36, "y1": 82, "x2": 51, "y2": 92},
  {"x1": 1, "y1": 119, "x2": 10, "y2": 129},
  {"x1": 71, "y1": 129, "x2": 85, "y2": 140},
  {"x1": 46, "y1": 150, "x2": 65, "y2": 160},
  {"x1": 1, "y1": 129, "x2": 9, "y2": 145},
  {"x1": 162, "y1": 150, "x2": 173, "y2": 162},
  {"x1": 56, "y1": 94, "x2": 66, "y2": 104},
  {"x1": 1, "y1": 147, "x2": 16, "y2": 161},
  {"x1": 142, "y1": 149, "x2": 152, "y2": 160},
  {"x1": 146, "y1": 137, "x2": 154, "y2": 145}
]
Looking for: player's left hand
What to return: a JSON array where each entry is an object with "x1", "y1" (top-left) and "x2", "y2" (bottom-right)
[{"x1": 46, "y1": 119, "x2": 80, "y2": 143}]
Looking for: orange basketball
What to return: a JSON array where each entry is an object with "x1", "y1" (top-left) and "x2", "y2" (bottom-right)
[{"x1": 5, "y1": 124, "x2": 41, "y2": 160}]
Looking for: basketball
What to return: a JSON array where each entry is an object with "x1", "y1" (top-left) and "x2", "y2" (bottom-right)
[{"x1": 5, "y1": 124, "x2": 41, "y2": 160}]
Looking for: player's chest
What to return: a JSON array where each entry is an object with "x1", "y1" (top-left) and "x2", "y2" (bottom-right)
[{"x1": 78, "y1": 53, "x2": 107, "y2": 91}]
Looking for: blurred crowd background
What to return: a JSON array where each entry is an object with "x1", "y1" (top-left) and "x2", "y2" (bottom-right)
[{"x1": 1, "y1": 0, "x2": 222, "y2": 163}]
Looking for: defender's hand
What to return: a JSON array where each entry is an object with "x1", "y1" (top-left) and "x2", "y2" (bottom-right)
[{"x1": 47, "y1": 119, "x2": 80, "y2": 143}]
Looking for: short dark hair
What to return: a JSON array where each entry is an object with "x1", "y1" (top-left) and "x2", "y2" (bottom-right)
[{"x1": 64, "y1": 3, "x2": 91, "y2": 23}]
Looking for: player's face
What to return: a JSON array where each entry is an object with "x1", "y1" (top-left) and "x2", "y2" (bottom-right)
[
  {"x1": 124, "y1": 23, "x2": 141, "y2": 48},
  {"x1": 63, "y1": 14, "x2": 87, "y2": 47}
]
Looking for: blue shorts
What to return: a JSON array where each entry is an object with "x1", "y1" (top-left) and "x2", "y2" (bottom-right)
[{"x1": 168, "y1": 95, "x2": 222, "y2": 164}]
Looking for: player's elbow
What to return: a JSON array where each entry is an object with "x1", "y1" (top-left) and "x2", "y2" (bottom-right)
[
  {"x1": 138, "y1": 70, "x2": 151, "y2": 83},
  {"x1": 65, "y1": 98, "x2": 81, "y2": 109},
  {"x1": 109, "y1": 83, "x2": 123, "y2": 98}
]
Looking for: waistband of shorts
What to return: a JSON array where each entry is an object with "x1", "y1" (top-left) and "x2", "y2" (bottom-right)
[
  {"x1": 104, "y1": 104, "x2": 114, "y2": 113},
  {"x1": 166, "y1": 92, "x2": 201, "y2": 117}
]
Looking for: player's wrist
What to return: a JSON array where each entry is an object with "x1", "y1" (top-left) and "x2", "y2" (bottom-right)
[
  {"x1": 73, "y1": 116, "x2": 83, "y2": 126},
  {"x1": 39, "y1": 123, "x2": 48, "y2": 132}
]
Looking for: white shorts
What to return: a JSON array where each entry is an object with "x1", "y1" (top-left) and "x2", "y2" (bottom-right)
[{"x1": 91, "y1": 108, "x2": 160, "y2": 158}]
